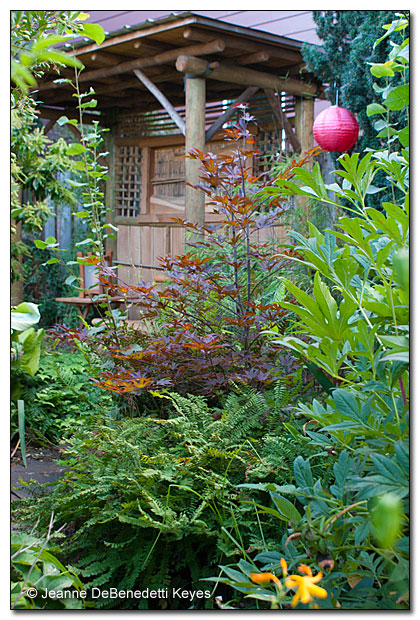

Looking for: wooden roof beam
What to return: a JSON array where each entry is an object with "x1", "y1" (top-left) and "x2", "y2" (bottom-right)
[
  {"x1": 205, "y1": 86, "x2": 259, "y2": 143},
  {"x1": 183, "y1": 27, "x2": 301, "y2": 64},
  {"x1": 89, "y1": 50, "x2": 125, "y2": 65},
  {"x1": 132, "y1": 38, "x2": 168, "y2": 53},
  {"x1": 38, "y1": 39, "x2": 226, "y2": 92},
  {"x1": 236, "y1": 51, "x2": 270, "y2": 66},
  {"x1": 264, "y1": 88, "x2": 301, "y2": 153},
  {"x1": 133, "y1": 68, "x2": 185, "y2": 135},
  {"x1": 67, "y1": 15, "x2": 199, "y2": 56},
  {"x1": 176, "y1": 55, "x2": 320, "y2": 98}
]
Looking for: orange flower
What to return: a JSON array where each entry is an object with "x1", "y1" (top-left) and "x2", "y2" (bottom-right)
[
  {"x1": 285, "y1": 564, "x2": 327, "y2": 608},
  {"x1": 280, "y1": 558, "x2": 288, "y2": 578},
  {"x1": 250, "y1": 572, "x2": 281, "y2": 589}
]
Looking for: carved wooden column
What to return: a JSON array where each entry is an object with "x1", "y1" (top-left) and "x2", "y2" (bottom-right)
[{"x1": 185, "y1": 76, "x2": 206, "y2": 231}]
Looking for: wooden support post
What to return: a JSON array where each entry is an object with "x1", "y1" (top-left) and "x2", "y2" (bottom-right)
[
  {"x1": 295, "y1": 96, "x2": 315, "y2": 155},
  {"x1": 185, "y1": 76, "x2": 206, "y2": 233},
  {"x1": 294, "y1": 97, "x2": 315, "y2": 226},
  {"x1": 133, "y1": 69, "x2": 186, "y2": 135}
]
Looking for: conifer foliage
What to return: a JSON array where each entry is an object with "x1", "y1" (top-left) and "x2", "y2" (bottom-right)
[{"x1": 302, "y1": 11, "x2": 407, "y2": 154}]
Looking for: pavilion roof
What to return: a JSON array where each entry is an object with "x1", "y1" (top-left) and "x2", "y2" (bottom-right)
[{"x1": 35, "y1": 11, "x2": 322, "y2": 123}]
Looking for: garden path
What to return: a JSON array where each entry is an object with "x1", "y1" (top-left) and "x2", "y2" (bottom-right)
[{"x1": 11, "y1": 447, "x2": 68, "y2": 501}]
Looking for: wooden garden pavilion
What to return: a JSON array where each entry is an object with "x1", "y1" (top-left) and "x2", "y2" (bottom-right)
[{"x1": 35, "y1": 11, "x2": 323, "y2": 287}]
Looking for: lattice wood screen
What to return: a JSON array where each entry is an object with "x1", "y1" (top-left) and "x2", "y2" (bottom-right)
[
  {"x1": 115, "y1": 145, "x2": 142, "y2": 218},
  {"x1": 254, "y1": 130, "x2": 283, "y2": 176}
]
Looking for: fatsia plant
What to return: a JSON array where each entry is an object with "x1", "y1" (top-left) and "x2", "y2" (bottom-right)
[{"x1": 85, "y1": 109, "x2": 322, "y2": 397}]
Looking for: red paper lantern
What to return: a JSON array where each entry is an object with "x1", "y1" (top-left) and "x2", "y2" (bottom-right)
[{"x1": 313, "y1": 105, "x2": 359, "y2": 152}]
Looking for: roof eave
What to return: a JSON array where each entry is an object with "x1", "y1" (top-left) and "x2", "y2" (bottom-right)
[{"x1": 68, "y1": 11, "x2": 309, "y2": 57}]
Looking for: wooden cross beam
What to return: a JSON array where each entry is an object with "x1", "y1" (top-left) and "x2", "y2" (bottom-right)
[
  {"x1": 90, "y1": 51, "x2": 123, "y2": 66},
  {"x1": 182, "y1": 27, "x2": 301, "y2": 64},
  {"x1": 37, "y1": 39, "x2": 226, "y2": 92},
  {"x1": 133, "y1": 68, "x2": 186, "y2": 135},
  {"x1": 176, "y1": 55, "x2": 319, "y2": 98},
  {"x1": 264, "y1": 88, "x2": 301, "y2": 153},
  {"x1": 205, "y1": 86, "x2": 259, "y2": 143},
  {"x1": 77, "y1": 39, "x2": 225, "y2": 83},
  {"x1": 236, "y1": 51, "x2": 270, "y2": 65}
]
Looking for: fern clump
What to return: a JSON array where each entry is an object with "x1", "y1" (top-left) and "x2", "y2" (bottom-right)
[{"x1": 15, "y1": 383, "x2": 330, "y2": 609}]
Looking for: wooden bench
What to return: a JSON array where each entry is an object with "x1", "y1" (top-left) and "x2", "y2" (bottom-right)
[{"x1": 55, "y1": 252, "x2": 127, "y2": 320}]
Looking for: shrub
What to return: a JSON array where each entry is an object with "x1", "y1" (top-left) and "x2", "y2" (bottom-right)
[{"x1": 85, "y1": 110, "x2": 322, "y2": 398}]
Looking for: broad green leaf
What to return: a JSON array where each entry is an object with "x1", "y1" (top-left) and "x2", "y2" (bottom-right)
[
  {"x1": 43, "y1": 258, "x2": 59, "y2": 265},
  {"x1": 17, "y1": 328, "x2": 44, "y2": 376},
  {"x1": 366, "y1": 102, "x2": 386, "y2": 116},
  {"x1": 81, "y1": 22, "x2": 106, "y2": 45},
  {"x1": 36, "y1": 50, "x2": 83, "y2": 68},
  {"x1": 393, "y1": 249, "x2": 409, "y2": 290},
  {"x1": 283, "y1": 422, "x2": 301, "y2": 441},
  {"x1": 374, "y1": 119, "x2": 388, "y2": 132},
  {"x1": 293, "y1": 456, "x2": 313, "y2": 490},
  {"x1": 379, "y1": 352, "x2": 409, "y2": 364},
  {"x1": 384, "y1": 85, "x2": 409, "y2": 111},
  {"x1": 11, "y1": 303, "x2": 40, "y2": 331},
  {"x1": 223, "y1": 567, "x2": 253, "y2": 583},
  {"x1": 66, "y1": 143, "x2": 87, "y2": 156},
  {"x1": 332, "y1": 389, "x2": 361, "y2": 421},
  {"x1": 371, "y1": 494, "x2": 403, "y2": 548},
  {"x1": 57, "y1": 115, "x2": 70, "y2": 126},
  {"x1": 312, "y1": 272, "x2": 339, "y2": 335},
  {"x1": 369, "y1": 62, "x2": 395, "y2": 78},
  {"x1": 80, "y1": 99, "x2": 98, "y2": 109},
  {"x1": 270, "y1": 492, "x2": 301, "y2": 525},
  {"x1": 398, "y1": 126, "x2": 409, "y2": 147},
  {"x1": 65, "y1": 275, "x2": 79, "y2": 286},
  {"x1": 374, "y1": 17, "x2": 408, "y2": 48},
  {"x1": 32, "y1": 35, "x2": 69, "y2": 51},
  {"x1": 333, "y1": 450, "x2": 350, "y2": 490},
  {"x1": 371, "y1": 453, "x2": 405, "y2": 483}
]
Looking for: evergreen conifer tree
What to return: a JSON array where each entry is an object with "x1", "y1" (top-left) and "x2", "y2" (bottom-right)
[{"x1": 302, "y1": 11, "x2": 408, "y2": 154}]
